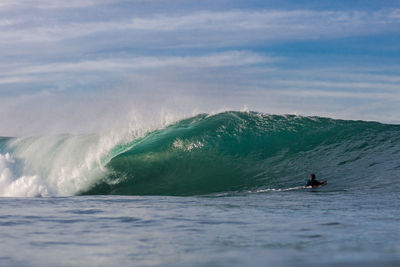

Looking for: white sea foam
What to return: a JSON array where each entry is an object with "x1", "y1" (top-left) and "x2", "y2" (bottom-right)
[
  {"x1": 251, "y1": 186, "x2": 306, "y2": 193},
  {"x1": 0, "y1": 110, "x2": 186, "y2": 197},
  {"x1": 173, "y1": 138, "x2": 204, "y2": 152},
  {"x1": 0, "y1": 134, "x2": 133, "y2": 197},
  {"x1": 0, "y1": 152, "x2": 49, "y2": 197},
  {"x1": 0, "y1": 134, "x2": 131, "y2": 197}
]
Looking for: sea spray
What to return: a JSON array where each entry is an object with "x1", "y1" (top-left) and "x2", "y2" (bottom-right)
[
  {"x1": 0, "y1": 110, "x2": 185, "y2": 197},
  {"x1": 0, "y1": 152, "x2": 49, "y2": 196}
]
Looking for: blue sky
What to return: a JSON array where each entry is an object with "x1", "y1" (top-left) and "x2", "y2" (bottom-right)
[{"x1": 0, "y1": 0, "x2": 399, "y2": 135}]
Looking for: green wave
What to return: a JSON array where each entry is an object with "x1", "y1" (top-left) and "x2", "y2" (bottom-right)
[{"x1": 83, "y1": 111, "x2": 400, "y2": 196}]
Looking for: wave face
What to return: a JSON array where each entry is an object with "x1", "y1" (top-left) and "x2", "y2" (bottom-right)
[
  {"x1": 85, "y1": 111, "x2": 400, "y2": 195},
  {"x1": 1, "y1": 111, "x2": 400, "y2": 197}
]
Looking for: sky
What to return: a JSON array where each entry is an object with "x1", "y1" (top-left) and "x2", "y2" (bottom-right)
[{"x1": 0, "y1": 0, "x2": 399, "y2": 135}]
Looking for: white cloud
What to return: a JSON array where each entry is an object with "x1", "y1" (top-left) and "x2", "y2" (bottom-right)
[
  {"x1": 0, "y1": 51, "x2": 276, "y2": 79},
  {"x1": 0, "y1": 0, "x2": 105, "y2": 9},
  {"x1": 0, "y1": 76, "x2": 43, "y2": 85},
  {"x1": 271, "y1": 80, "x2": 400, "y2": 91},
  {"x1": 264, "y1": 88, "x2": 400, "y2": 101},
  {"x1": 0, "y1": 2, "x2": 399, "y2": 131},
  {"x1": 0, "y1": 9, "x2": 399, "y2": 45},
  {"x1": 0, "y1": 61, "x2": 399, "y2": 136}
]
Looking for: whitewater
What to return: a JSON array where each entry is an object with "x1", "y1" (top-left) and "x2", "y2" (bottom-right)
[{"x1": 1, "y1": 111, "x2": 400, "y2": 266}]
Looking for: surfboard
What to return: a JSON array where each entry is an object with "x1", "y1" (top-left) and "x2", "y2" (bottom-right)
[
  {"x1": 315, "y1": 182, "x2": 327, "y2": 188},
  {"x1": 306, "y1": 181, "x2": 327, "y2": 188}
]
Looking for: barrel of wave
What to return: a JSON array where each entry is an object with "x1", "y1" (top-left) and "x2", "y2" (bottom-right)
[{"x1": 84, "y1": 112, "x2": 400, "y2": 196}]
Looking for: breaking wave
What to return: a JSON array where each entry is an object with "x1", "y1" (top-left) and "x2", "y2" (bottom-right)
[{"x1": 1, "y1": 111, "x2": 400, "y2": 197}]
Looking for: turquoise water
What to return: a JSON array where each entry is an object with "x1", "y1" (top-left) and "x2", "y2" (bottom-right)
[
  {"x1": 0, "y1": 111, "x2": 399, "y2": 265},
  {"x1": 91, "y1": 112, "x2": 400, "y2": 195}
]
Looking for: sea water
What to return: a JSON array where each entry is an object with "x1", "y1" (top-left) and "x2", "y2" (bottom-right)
[
  {"x1": 0, "y1": 191, "x2": 399, "y2": 266},
  {"x1": 0, "y1": 111, "x2": 399, "y2": 266}
]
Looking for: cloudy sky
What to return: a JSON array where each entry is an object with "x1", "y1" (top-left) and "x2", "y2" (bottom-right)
[{"x1": 1, "y1": 0, "x2": 399, "y2": 135}]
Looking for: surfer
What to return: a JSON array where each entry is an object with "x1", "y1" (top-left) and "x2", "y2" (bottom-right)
[{"x1": 306, "y1": 173, "x2": 327, "y2": 187}]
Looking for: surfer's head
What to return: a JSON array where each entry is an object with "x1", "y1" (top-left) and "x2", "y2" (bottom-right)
[{"x1": 310, "y1": 173, "x2": 316, "y2": 180}]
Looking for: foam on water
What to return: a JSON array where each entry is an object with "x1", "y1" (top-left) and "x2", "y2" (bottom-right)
[
  {"x1": 0, "y1": 152, "x2": 48, "y2": 197},
  {"x1": 0, "y1": 109, "x2": 186, "y2": 197}
]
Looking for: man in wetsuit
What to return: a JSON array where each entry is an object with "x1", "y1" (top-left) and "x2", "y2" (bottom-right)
[{"x1": 306, "y1": 173, "x2": 327, "y2": 187}]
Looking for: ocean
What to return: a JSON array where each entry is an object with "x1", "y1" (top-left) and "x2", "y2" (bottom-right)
[{"x1": 0, "y1": 111, "x2": 399, "y2": 266}]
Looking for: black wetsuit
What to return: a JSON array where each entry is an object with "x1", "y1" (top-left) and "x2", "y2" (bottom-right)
[{"x1": 306, "y1": 179, "x2": 324, "y2": 187}]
